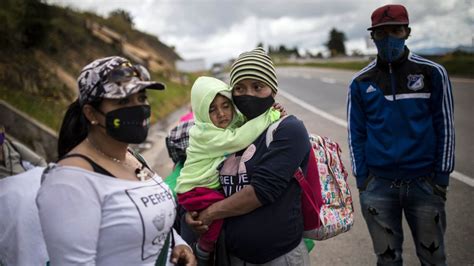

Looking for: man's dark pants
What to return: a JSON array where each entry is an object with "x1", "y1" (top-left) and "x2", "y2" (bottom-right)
[{"x1": 359, "y1": 174, "x2": 447, "y2": 265}]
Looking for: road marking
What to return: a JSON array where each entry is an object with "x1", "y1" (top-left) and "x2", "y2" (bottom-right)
[
  {"x1": 451, "y1": 171, "x2": 474, "y2": 187},
  {"x1": 278, "y1": 89, "x2": 474, "y2": 187},
  {"x1": 451, "y1": 77, "x2": 474, "y2": 84},
  {"x1": 320, "y1": 77, "x2": 337, "y2": 84},
  {"x1": 278, "y1": 89, "x2": 347, "y2": 128}
]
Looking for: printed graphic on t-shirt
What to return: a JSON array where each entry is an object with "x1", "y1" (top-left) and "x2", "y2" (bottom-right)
[
  {"x1": 219, "y1": 144, "x2": 255, "y2": 197},
  {"x1": 125, "y1": 180, "x2": 175, "y2": 260}
]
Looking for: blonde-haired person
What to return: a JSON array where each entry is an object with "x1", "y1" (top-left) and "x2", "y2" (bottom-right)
[{"x1": 36, "y1": 56, "x2": 196, "y2": 266}]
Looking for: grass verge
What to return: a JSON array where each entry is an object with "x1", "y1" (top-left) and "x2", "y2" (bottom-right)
[
  {"x1": 277, "y1": 61, "x2": 370, "y2": 71},
  {"x1": 147, "y1": 75, "x2": 193, "y2": 123},
  {"x1": 1, "y1": 76, "x2": 192, "y2": 133},
  {"x1": 0, "y1": 85, "x2": 68, "y2": 132},
  {"x1": 277, "y1": 54, "x2": 474, "y2": 78}
]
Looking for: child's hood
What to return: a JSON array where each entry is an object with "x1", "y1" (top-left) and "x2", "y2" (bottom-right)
[{"x1": 191, "y1": 76, "x2": 232, "y2": 124}]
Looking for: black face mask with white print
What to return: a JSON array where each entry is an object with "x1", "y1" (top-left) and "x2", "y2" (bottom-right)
[
  {"x1": 95, "y1": 105, "x2": 151, "y2": 144},
  {"x1": 233, "y1": 94, "x2": 275, "y2": 120}
]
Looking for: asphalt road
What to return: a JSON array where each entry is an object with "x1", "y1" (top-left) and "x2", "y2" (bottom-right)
[
  {"x1": 275, "y1": 66, "x2": 474, "y2": 265},
  {"x1": 147, "y1": 66, "x2": 473, "y2": 265}
]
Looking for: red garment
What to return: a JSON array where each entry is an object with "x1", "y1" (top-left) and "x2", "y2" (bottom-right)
[
  {"x1": 179, "y1": 111, "x2": 194, "y2": 122},
  {"x1": 178, "y1": 187, "x2": 225, "y2": 252}
]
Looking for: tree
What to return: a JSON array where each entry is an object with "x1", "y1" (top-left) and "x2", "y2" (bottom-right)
[
  {"x1": 0, "y1": 0, "x2": 51, "y2": 49},
  {"x1": 20, "y1": 0, "x2": 52, "y2": 48},
  {"x1": 351, "y1": 49, "x2": 363, "y2": 57},
  {"x1": 108, "y1": 9, "x2": 134, "y2": 28},
  {"x1": 325, "y1": 28, "x2": 347, "y2": 57}
]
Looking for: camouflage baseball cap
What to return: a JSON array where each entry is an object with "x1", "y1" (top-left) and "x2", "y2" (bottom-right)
[{"x1": 77, "y1": 56, "x2": 165, "y2": 105}]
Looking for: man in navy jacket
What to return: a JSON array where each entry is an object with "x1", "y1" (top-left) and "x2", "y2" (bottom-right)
[{"x1": 347, "y1": 4, "x2": 454, "y2": 265}]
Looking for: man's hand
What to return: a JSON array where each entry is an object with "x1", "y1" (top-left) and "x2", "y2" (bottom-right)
[
  {"x1": 170, "y1": 244, "x2": 196, "y2": 266},
  {"x1": 196, "y1": 207, "x2": 214, "y2": 227},
  {"x1": 185, "y1": 211, "x2": 208, "y2": 234}
]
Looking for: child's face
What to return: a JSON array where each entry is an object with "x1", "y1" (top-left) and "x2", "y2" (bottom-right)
[{"x1": 209, "y1": 94, "x2": 234, "y2": 129}]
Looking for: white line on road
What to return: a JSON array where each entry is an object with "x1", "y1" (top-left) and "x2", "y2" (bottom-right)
[
  {"x1": 451, "y1": 171, "x2": 474, "y2": 187},
  {"x1": 278, "y1": 89, "x2": 474, "y2": 187},
  {"x1": 320, "y1": 77, "x2": 337, "y2": 84},
  {"x1": 278, "y1": 89, "x2": 348, "y2": 128}
]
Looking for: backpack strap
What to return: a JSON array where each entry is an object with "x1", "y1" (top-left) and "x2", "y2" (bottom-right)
[
  {"x1": 57, "y1": 154, "x2": 114, "y2": 177},
  {"x1": 129, "y1": 148, "x2": 152, "y2": 171},
  {"x1": 155, "y1": 229, "x2": 175, "y2": 266},
  {"x1": 265, "y1": 116, "x2": 289, "y2": 147}
]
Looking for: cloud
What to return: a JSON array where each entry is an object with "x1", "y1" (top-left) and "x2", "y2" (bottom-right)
[{"x1": 47, "y1": 0, "x2": 473, "y2": 66}]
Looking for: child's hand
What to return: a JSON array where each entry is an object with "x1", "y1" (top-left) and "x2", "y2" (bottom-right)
[{"x1": 273, "y1": 102, "x2": 287, "y2": 117}]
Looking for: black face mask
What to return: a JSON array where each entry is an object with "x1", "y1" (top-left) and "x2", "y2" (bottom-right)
[
  {"x1": 96, "y1": 105, "x2": 151, "y2": 144},
  {"x1": 233, "y1": 94, "x2": 275, "y2": 120}
]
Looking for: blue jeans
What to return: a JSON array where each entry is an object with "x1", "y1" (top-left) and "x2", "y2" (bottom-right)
[{"x1": 359, "y1": 174, "x2": 447, "y2": 266}]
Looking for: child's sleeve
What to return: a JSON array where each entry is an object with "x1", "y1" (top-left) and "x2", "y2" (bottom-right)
[{"x1": 205, "y1": 108, "x2": 281, "y2": 154}]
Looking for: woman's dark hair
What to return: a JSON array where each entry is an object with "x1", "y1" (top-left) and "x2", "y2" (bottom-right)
[{"x1": 57, "y1": 99, "x2": 102, "y2": 158}]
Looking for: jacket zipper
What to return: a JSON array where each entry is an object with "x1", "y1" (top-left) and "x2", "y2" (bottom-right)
[
  {"x1": 389, "y1": 63, "x2": 396, "y2": 100},
  {"x1": 389, "y1": 63, "x2": 400, "y2": 172}
]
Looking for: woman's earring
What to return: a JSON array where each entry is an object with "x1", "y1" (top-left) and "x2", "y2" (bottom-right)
[{"x1": 91, "y1": 121, "x2": 98, "y2": 125}]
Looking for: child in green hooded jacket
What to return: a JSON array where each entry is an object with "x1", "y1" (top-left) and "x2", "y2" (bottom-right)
[{"x1": 175, "y1": 76, "x2": 281, "y2": 260}]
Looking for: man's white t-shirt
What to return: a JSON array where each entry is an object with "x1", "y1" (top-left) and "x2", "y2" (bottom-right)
[
  {"x1": 0, "y1": 167, "x2": 48, "y2": 266},
  {"x1": 36, "y1": 165, "x2": 187, "y2": 265}
]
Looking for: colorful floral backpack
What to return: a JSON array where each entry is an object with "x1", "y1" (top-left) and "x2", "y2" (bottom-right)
[
  {"x1": 266, "y1": 118, "x2": 354, "y2": 240},
  {"x1": 303, "y1": 134, "x2": 354, "y2": 240}
]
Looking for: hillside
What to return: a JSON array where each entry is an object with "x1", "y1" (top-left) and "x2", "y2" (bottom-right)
[{"x1": 0, "y1": 0, "x2": 191, "y2": 132}]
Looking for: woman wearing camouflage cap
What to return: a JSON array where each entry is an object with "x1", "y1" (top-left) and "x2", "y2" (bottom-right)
[{"x1": 36, "y1": 56, "x2": 196, "y2": 265}]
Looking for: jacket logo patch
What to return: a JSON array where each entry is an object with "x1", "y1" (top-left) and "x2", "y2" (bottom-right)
[
  {"x1": 407, "y1": 74, "x2": 424, "y2": 91},
  {"x1": 366, "y1": 85, "x2": 376, "y2": 93}
]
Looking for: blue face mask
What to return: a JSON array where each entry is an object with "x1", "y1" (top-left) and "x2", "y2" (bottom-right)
[
  {"x1": 374, "y1": 36, "x2": 405, "y2": 63},
  {"x1": 0, "y1": 132, "x2": 4, "y2": 145}
]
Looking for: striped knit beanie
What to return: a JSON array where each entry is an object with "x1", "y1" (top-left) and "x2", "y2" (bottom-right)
[{"x1": 230, "y1": 47, "x2": 278, "y2": 93}]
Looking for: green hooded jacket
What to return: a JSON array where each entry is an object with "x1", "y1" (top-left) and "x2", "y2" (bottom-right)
[{"x1": 175, "y1": 76, "x2": 280, "y2": 194}]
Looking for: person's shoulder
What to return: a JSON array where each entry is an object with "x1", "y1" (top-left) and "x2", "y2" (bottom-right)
[
  {"x1": 407, "y1": 52, "x2": 449, "y2": 78},
  {"x1": 172, "y1": 120, "x2": 195, "y2": 135},
  {"x1": 280, "y1": 115, "x2": 302, "y2": 125},
  {"x1": 57, "y1": 153, "x2": 94, "y2": 172},
  {"x1": 278, "y1": 115, "x2": 308, "y2": 136},
  {"x1": 0, "y1": 167, "x2": 45, "y2": 191},
  {"x1": 41, "y1": 162, "x2": 96, "y2": 186},
  {"x1": 352, "y1": 59, "x2": 378, "y2": 83}
]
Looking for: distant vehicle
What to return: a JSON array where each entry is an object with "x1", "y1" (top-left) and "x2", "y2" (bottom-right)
[
  {"x1": 210, "y1": 63, "x2": 224, "y2": 78},
  {"x1": 176, "y1": 58, "x2": 207, "y2": 73}
]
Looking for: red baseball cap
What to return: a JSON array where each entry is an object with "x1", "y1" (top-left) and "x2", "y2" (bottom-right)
[{"x1": 368, "y1": 4, "x2": 409, "y2": 30}]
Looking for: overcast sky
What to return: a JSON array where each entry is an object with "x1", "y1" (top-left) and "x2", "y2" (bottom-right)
[{"x1": 48, "y1": 0, "x2": 473, "y2": 66}]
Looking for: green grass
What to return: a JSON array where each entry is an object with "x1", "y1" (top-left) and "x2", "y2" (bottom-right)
[
  {"x1": 1, "y1": 75, "x2": 192, "y2": 133},
  {"x1": 277, "y1": 54, "x2": 474, "y2": 78},
  {"x1": 277, "y1": 61, "x2": 370, "y2": 71},
  {"x1": 147, "y1": 75, "x2": 192, "y2": 123},
  {"x1": 0, "y1": 2, "x2": 193, "y2": 133},
  {"x1": 425, "y1": 54, "x2": 474, "y2": 78},
  {"x1": 0, "y1": 85, "x2": 68, "y2": 132}
]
